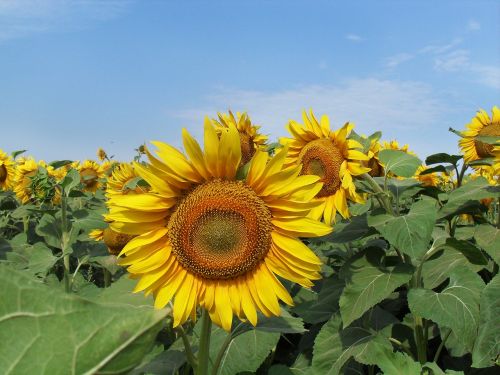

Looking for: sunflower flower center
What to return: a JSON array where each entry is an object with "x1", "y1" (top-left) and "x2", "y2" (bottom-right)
[
  {"x1": 239, "y1": 132, "x2": 255, "y2": 165},
  {"x1": 168, "y1": 179, "x2": 272, "y2": 279},
  {"x1": 475, "y1": 123, "x2": 500, "y2": 158},
  {"x1": 298, "y1": 139, "x2": 344, "y2": 198},
  {"x1": 0, "y1": 165, "x2": 7, "y2": 182}
]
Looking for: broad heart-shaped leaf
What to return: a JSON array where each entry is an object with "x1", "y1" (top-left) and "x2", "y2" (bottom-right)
[
  {"x1": 408, "y1": 266, "x2": 484, "y2": 352},
  {"x1": 0, "y1": 266, "x2": 167, "y2": 375},
  {"x1": 206, "y1": 325, "x2": 280, "y2": 375},
  {"x1": 442, "y1": 238, "x2": 488, "y2": 266},
  {"x1": 368, "y1": 197, "x2": 437, "y2": 260},
  {"x1": 438, "y1": 177, "x2": 500, "y2": 220},
  {"x1": 359, "y1": 345, "x2": 422, "y2": 375},
  {"x1": 323, "y1": 214, "x2": 375, "y2": 244},
  {"x1": 339, "y1": 249, "x2": 414, "y2": 327},
  {"x1": 311, "y1": 314, "x2": 392, "y2": 375},
  {"x1": 425, "y1": 153, "x2": 462, "y2": 166},
  {"x1": 421, "y1": 247, "x2": 483, "y2": 289},
  {"x1": 472, "y1": 274, "x2": 500, "y2": 368},
  {"x1": 378, "y1": 149, "x2": 422, "y2": 177},
  {"x1": 474, "y1": 224, "x2": 500, "y2": 264}
]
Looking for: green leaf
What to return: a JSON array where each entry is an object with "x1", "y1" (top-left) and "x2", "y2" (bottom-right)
[
  {"x1": 368, "y1": 198, "x2": 437, "y2": 259},
  {"x1": 11, "y1": 149, "x2": 27, "y2": 159},
  {"x1": 311, "y1": 314, "x2": 392, "y2": 375},
  {"x1": 49, "y1": 160, "x2": 73, "y2": 169},
  {"x1": 27, "y1": 242, "x2": 58, "y2": 278},
  {"x1": 408, "y1": 266, "x2": 484, "y2": 351},
  {"x1": 253, "y1": 309, "x2": 306, "y2": 333},
  {"x1": 474, "y1": 224, "x2": 500, "y2": 264},
  {"x1": 339, "y1": 250, "x2": 414, "y2": 327},
  {"x1": 438, "y1": 177, "x2": 500, "y2": 220},
  {"x1": 72, "y1": 208, "x2": 107, "y2": 231},
  {"x1": 60, "y1": 168, "x2": 81, "y2": 195},
  {"x1": 35, "y1": 213, "x2": 63, "y2": 248},
  {"x1": 323, "y1": 214, "x2": 375, "y2": 243},
  {"x1": 293, "y1": 276, "x2": 344, "y2": 324},
  {"x1": 472, "y1": 274, "x2": 500, "y2": 368},
  {"x1": 442, "y1": 238, "x2": 488, "y2": 265},
  {"x1": 364, "y1": 348, "x2": 422, "y2": 375},
  {"x1": 208, "y1": 325, "x2": 280, "y2": 375},
  {"x1": 0, "y1": 266, "x2": 167, "y2": 375},
  {"x1": 378, "y1": 149, "x2": 422, "y2": 178},
  {"x1": 129, "y1": 348, "x2": 186, "y2": 375},
  {"x1": 425, "y1": 153, "x2": 462, "y2": 166}
]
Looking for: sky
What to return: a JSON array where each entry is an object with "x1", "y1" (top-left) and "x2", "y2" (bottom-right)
[{"x1": 1, "y1": 0, "x2": 499, "y2": 162}]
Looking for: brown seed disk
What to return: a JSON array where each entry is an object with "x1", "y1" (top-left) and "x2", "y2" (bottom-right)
[
  {"x1": 103, "y1": 227, "x2": 135, "y2": 255},
  {"x1": 298, "y1": 138, "x2": 344, "y2": 197},
  {"x1": 168, "y1": 179, "x2": 272, "y2": 279},
  {"x1": 475, "y1": 123, "x2": 500, "y2": 158},
  {"x1": 0, "y1": 165, "x2": 7, "y2": 182}
]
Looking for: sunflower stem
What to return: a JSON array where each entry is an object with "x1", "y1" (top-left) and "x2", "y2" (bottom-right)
[
  {"x1": 60, "y1": 191, "x2": 71, "y2": 293},
  {"x1": 197, "y1": 309, "x2": 212, "y2": 375},
  {"x1": 496, "y1": 198, "x2": 500, "y2": 229},
  {"x1": 177, "y1": 325, "x2": 197, "y2": 370},
  {"x1": 362, "y1": 173, "x2": 395, "y2": 216}
]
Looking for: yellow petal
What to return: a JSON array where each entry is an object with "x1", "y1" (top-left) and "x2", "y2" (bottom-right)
[
  {"x1": 118, "y1": 228, "x2": 168, "y2": 256},
  {"x1": 273, "y1": 217, "x2": 332, "y2": 237},
  {"x1": 271, "y1": 231, "x2": 322, "y2": 265},
  {"x1": 182, "y1": 128, "x2": 210, "y2": 180}
]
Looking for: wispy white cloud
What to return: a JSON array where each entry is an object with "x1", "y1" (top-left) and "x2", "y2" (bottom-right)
[
  {"x1": 385, "y1": 53, "x2": 414, "y2": 68},
  {"x1": 172, "y1": 78, "x2": 447, "y2": 156},
  {"x1": 419, "y1": 38, "x2": 462, "y2": 54},
  {"x1": 345, "y1": 34, "x2": 363, "y2": 42},
  {"x1": 467, "y1": 19, "x2": 480, "y2": 31},
  {"x1": 470, "y1": 65, "x2": 500, "y2": 89},
  {"x1": 434, "y1": 49, "x2": 470, "y2": 72},
  {"x1": 0, "y1": 0, "x2": 131, "y2": 42}
]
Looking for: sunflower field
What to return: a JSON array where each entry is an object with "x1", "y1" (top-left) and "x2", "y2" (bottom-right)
[{"x1": 0, "y1": 108, "x2": 499, "y2": 375}]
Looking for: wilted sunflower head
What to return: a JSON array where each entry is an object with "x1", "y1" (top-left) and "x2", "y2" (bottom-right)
[
  {"x1": 0, "y1": 149, "x2": 15, "y2": 191},
  {"x1": 280, "y1": 110, "x2": 370, "y2": 225},
  {"x1": 106, "y1": 121, "x2": 331, "y2": 331},
  {"x1": 78, "y1": 160, "x2": 104, "y2": 192},
  {"x1": 459, "y1": 107, "x2": 500, "y2": 180},
  {"x1": 213, "y1": 111, "x2": 268, "y2": 165}
]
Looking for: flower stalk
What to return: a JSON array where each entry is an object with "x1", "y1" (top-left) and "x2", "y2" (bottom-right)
[{"x1": 197, "y1": 309, "x2": 212, "y2": 375}]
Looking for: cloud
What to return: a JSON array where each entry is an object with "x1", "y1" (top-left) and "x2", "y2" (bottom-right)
[
  {"x1": 434, "y1": 49, "x2": 470, "y2": 72},
  {"x1": 385, "y1": 53, "x2": 414, "y2": 68},
  {"x1": 345, "y1": 34, "x2": 363, "y2": 42},
  {"x1": 471, "y1": 65, "x2": 500, "y2": 89},
  {"x1": 467, "y1": 19, "x2": 480, "y2": 31},
  {"x1": 0, "y1": 0, "x2": 131, "y2": 42},
  {"x1": 172, "y1": 78, "x2": 447, "y2": 156},
  {"x1": 419, "y1": 38, "x2": 462, "y2": 55}
]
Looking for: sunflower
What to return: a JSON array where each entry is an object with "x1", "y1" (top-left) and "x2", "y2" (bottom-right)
[
  {"x1": 90, "y1": 227, "x2": 135, "y2": 255},
  {"x1": 280, "y1": 111, "x2": 370, "y2": 225},
  {"x1": 13, "y1": 158, "x2": 39, "y2": 203},
  {"x1": 106, "y1": 162, "x2": 147, "y2": 195},
  {"x1": 78, "y1": 160, "x2": 104, "y2": 192},
  {"x1": 0, "y1": 149, "x2": 15, "y2": 191},
  {"x1": 459, "y1": 106, "x2": 500, "y2": 168},
  {"x1": 213, "y1": 111, "x2": 268, "y2": 165},
  {"x1": 364, "y1": 139, "x2": 384, "y2": 177},
  {"x1": 382, "y1": 140, "x2": 414, "y2": 154},
  {"x1": 97, "y1": 147, "x2": 108, "y2": 162},
  {"x1": 415, "y1": 165, "x2": 440, "y2": 187},
  {"x1": 106, "y1": 121, "x2": 331, "y2": 331}
]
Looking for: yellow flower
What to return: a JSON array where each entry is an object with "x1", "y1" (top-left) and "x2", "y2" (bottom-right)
[
  {"x1": 213, "y1": 111, "x2": 268, "y2": 165},
  {"x1": 0, "y1": 149, "x2": 15, "y2": 191},
  {"x1": 78, "y1": 160, "x2": 104, "y2": 192},
  {"x1": 97, "y1": 148, "x2": 107, "y2": 161},
  {"x1": 365, "y1": 139, "x2": 384, "y2": 177},
  {"x1": 106, "y1": 121, "x2": 331, "y2": 331},
  {"x1": 101, "y1": 160, "x2": 116, "y2": 175},
  {"x1": 280, "y1": 110, "x2": 370, "y2": 225},
  {"x1": 106, "y1": 162, "x2": 148, "y2": 195},
  {"x1": 459, "y1": 106, "x2": 500, "y2": 165},
  {"x1": 90, "y1": 228, "x2": 135, "y2": 255},
  {"x1": 13, "y1": 158, "x2": 39, "y2": 203},
  {"x1": 382, "y1": 140, "x2": 414, "y2": 154},
  {"x1": 415, "y1": 165, "x2": 440, "y2": 187}
]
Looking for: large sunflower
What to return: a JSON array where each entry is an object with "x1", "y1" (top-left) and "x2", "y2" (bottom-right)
[
  {"x1": 106, "y1": 122, "x2": 331, "y2": 331},
  {"x1": 280, "y1": 111, "x2": 370, "y2": 225},
  {"x1": 213, "y1": 111, "x2": 268, "y2": 165},
  {"x1": 459, "y1": 106, "x2": 500, "y2": 180},
  {"x1": 0, "y1": 149, "x2": 15, "y2": 191}
]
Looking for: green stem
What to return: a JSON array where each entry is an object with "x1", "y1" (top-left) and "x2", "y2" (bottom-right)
[
  {"x1": 60, "y1": 193, "x2": 71, "y2": 293},
  {"x1": 197, "y1": 309, "x2": 212, "y2": 375},
  {"x1": 457, "y1": 162, "x2": 468, "y2": 188},
  {"x1": 23, "y1": 216, "x2": 29, "y2": 233},
  {"x1": 177, "y1": 325, "x2": 197, "y2": 371},
  {"x1": 411, "y1": 274, "x2": 427, "y2": 363},
  {"x1": 103, "y1": 268, "x2": 111, "y2": 288},
  {"x1": 433, "y1": 329, "x2": 452, "y2": 363},
  {"x1": 362, "y1": 173, "x2": 395, "y2": 216},
  {"x1": 496, "y1": 198, "x2": 500, "y2": 229}
]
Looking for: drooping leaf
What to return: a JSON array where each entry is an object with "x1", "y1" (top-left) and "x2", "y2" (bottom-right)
[
  {"x1": 425, "y1": 153, "x2": 462, "y2": 166},
  {"x1": 368, "y1": 197, "x2": 437, "y2": 259},
  {"x1": 339, "y1": 250, "x2": 414, "y2": 327},
  {"x1": 378, "y1": 149, "x2": 422, "y2": 178},
  {"x1": 49, "y1": 160, "x2": 73, "y2": 169},
  {"x1": 408, "y1": 266, "x2": 484, "y2": 351},
  {"x1": 0, "y1": 266, "x2": 167, "y2": 375},
  {"x1": 472, "y1": 274, "x2": 500, "y2": 368},
  {"x1": 474, "y1": 224, "x2": 500, "y2": 264}
]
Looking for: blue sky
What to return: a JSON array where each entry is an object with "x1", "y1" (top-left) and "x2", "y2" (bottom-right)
[{"x1": 1, "y1": 0, "x2": 499, "y2": 162}]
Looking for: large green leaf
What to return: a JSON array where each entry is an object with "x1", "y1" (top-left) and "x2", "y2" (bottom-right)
[
  {"x1": 311, "y1": 314, "x2": 392, "y2": 375},
  {"x1": 0, "y1": 266, "x2": 167, "y2": 375},
  {"x1": 472, "y1": 274, "x2": 500, "y2": 368},
  {"x1": 442, "y1": 238, "x2": 488, "y2": 266},
  {"x1": 368, "y1": 198, "x2": 437, "y2": 259},
  {"x1": 438, "y1": 177, "x2": 500, "y2": 219},
  {"x1": 474, "y1": 224, "x2": 500, "y2": 264},
  {"x1": 408, "y1": 266, "x2": 484, "y2": 351},
  {"x1": 378, "y1": 149, "x2": 422, "y2": 178},
  {"x1": 425, "y1": 153, "x2": 462, "y2": 166},
  {"x1": 339, "y1": 250, "x2": 413, "y2": 327}
]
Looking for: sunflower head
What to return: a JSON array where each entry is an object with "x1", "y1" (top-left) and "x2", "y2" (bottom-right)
[
  {"x1": 106, "y1": 120, "x2": 331, "y2": 331},
  {"x1": 0, "y1": 149, "x2": 15, "y2": 191},
  {"x1": 415, "y1": 165, "x2": 440, "y2": 187},
  {"x1": 78, "y1": 160, "x2": 104, "y2": 192},
  {"x1": 13, "y1": 158, "x2": 39, "y2": 203},
  {"x1": 213, "y1": 111, "x2": 268, "y2": 165},
  {"x1": 460, "y1": 106, "x2": 500, "y2": 160},
  {"x1": 280, "y1": 110, "x2": 370, "y2": 224},
  {"x1": 106, "y1": 162, "x2": 148, "y2": 195},
  {"x1": 97, "y1": 148, "x2": 107, "y2": 161}
]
